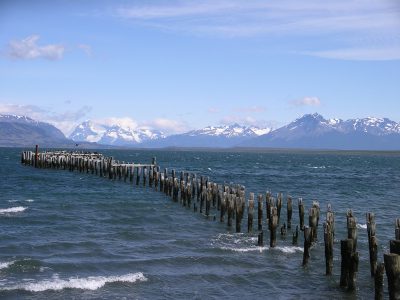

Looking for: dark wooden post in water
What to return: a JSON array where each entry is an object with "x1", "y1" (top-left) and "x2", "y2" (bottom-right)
[
  {"x1": 340, "y1": 211, "x2": 359, "y2": 291},
  {"x1": 276, "y1": 192, "x2": 282, "y2": 224},
  {"x1": 384, "y1": 253, "x2": 400, "y2": 300},
  {"x1": 309, "y1": 206, "x2": 318, "y2": 242},
  {"x1": 235, "y1": 196, "x2": 244, "y2": 233},
  {"x1": 227, "y1": 195, "x2": 234, "y2": 228},
  {"x1": 257, "y1": 194, "x2": 263, "y2": 231},
  {"x1": 367, "y1": 212, "x2": 378, "y2": 277},
  {"x1": 34, "y1": 145, "x2": 38, "y2": 168},
  {"x1": 298, "y1": 198, "x2": 305, "y2": 230},
  {"x1": 248, "y1": 193, "x2": 254, "y2": 233},
  {"x1": 324, "y1": 204, "x2": 334, "y2": 275},
  {"x1": 375, "y1": 263, "x2": 385, "y2": 300},
  {"x1": 258, "y1": 231, "x2": 264, "y2": 246},
  {"x1": 292, "y1": 225, "x2": 299, "y2": 245},
  {"x1": 269, "y1": 207, "x2": 278, "y2": 247},
  {"x1": 287, "y1": 196, "x2": 292, "y2": 229},
  {"x1": 266, "y1": 191, "x2": 272, "y2": 223},
  {"x1": 220, "y1": 192, "x2": 226, "y2": 222},
  {"x1": 302, "y1": 226, "x2": 311, "y2": 266}
]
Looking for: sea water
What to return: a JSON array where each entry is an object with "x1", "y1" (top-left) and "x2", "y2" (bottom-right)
[{"x1": 1, "y1": 148, "x2": 400, "y2": 299}]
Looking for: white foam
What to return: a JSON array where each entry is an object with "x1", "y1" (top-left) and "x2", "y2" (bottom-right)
[
  {"x1": 0, "y1": 207, "x2": 27, "y2": 214},
  {"x1": 7, "y1": 200, "x2": 19, "y2": 203},
  {"x1": 0, "y1": 261, "x2": 15, "y2": 270},
  {"x1": 357, "y1": 223, "x2": 367, "y2": 229},
  {"x1": 26, "y1": 199, "x2": 34, "y2": 202},
  {"x1": 4, "y1": 272, "x2": 147, "y2": 292},
  {"x1": 275, "y1": 246, "x2": 304, "y2": 254},
  {"x1": 221, "y1": 246, "x2": 268, "y2": 253}
]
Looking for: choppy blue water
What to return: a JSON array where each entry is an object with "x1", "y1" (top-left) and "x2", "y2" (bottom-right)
[{"x1": 1, "y1": 148, "x2": 400, "y2": 299}]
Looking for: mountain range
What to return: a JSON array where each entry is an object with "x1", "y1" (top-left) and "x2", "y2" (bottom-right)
[{"x1": 1, "y1": 113, "x2": 400, "y2": 150}]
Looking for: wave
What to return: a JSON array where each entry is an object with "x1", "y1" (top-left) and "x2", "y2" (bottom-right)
[
  {"x1": 26, "y1": 199, "x2": 34, "y2": 202},
  {"x1": 357, "y1": 223, "x2": 367, "y2": 229},
  {"x1": 3, "y1": 272, "x2": 147, "y2": 292},
  {"x1": 212, "y1": 233, "x2": 303, "y2": 254},
  {"x1": 0, "y1": 261, "x2": 15, "y2": 270},
  {"x1": 0, "y1": 207, "x2": 27, "y2": 214}
]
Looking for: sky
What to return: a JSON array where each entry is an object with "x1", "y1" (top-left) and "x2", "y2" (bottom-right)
[{"x1": 0, "y1": 0, "x2": 399, "y2": 135}]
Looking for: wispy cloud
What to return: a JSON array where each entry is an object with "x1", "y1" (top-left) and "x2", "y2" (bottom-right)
[
  {"x1": 113, "y1": 0, "x2": 400, "y2": 60},
  {"x1": 0, "y1": 103, "x2": 91, "y2": 134},
  {"x1": 78, "y1": 44, "x2": 92, "y2": 57},
  {"x1": 6, "y1": 35, "x2": 65, "y2": 60},
  {"x1": 234, "y1": 105, "x2": 266, "y2": 113},
  {"x1": 207, "y1": 107, "x2": 220, "y2": 113},
  {"x1": 291, "y1": 96, "x2": 321, "y2": 107},
  {"x1": 142, "y1": 117, "x2": 189, "y2": 134}
]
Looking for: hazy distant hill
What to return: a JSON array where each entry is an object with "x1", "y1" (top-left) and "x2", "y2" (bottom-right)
[
  {"x1": 244, "y1": 113, "x2": 400, "y2": 150},
  {"x1": 0, "y1": 114, "x2": 72, "y2": 147}
]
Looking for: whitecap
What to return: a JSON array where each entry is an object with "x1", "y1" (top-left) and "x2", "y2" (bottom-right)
[
  {"x1": 7, "y1": 200, "x2": 19, "y2": 203},
  {"x1": 274, "y1": 246, "x2": 304, "y2": 254},
  {"x1": 0, "y1": 261, "x2": 15, "y2": 270},
  {"x1": 220, "y1": 246, "x2": 268, "y2": 253},
  {"x1": 3, "y1": 272, "x2": 147, "y2": 292},
  {"x1": 207, "y1": 168, "x2": 212, "y2": 171},
  {"x1": 26, "y1": 199, "x2": 34, "y2": 202},
  {"x1": 357, "y1": 223, "x2": 367, "y2": 229},
  {"x1": 0, "y1": 207, "x2": 27, "y2": 214}
]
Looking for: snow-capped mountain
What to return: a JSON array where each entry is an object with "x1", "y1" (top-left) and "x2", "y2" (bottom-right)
[
  {"x1": 186, "y1": 123, "x2": 271, "y2": 138},
  {"x1": 143, "y1": 124, "x2": 272, "y2": 148},
  {"x1": 69, "y1": 121, "x2": 165, "y2": 146},
  {"x1": 0, "y1": 114, "x2": 70, "y2": 147},
  {"x1": 246, "y1": 113, "x2": 400, "y2": 150}
]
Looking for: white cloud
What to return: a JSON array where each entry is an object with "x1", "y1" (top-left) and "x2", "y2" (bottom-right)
[
  {"x1": 292, "y1": 96, "x2": 321, "y2": 107},
  {"x1": 305, "y1": 47, "x2": 400, "y2": 61},
  {"x1": 234, "y1": 105, "x2": 266, "y2": 113},
  {"x1": 113, "y1": 0, "x2": 400, "y2": 60},
  {"x1": 0, "y1": 103, "x2": 91, "y2": 134},
  {"x1": 7, "y1": 35, "x2": 65, "y2": 60},
  {"x1": 142, "y1": 118, "x2": 189, "y2": 134},
  {"x1": 100, "y1": 117, "x2": 138, "y2": 129},
  {"x1": 78, "y1": 44, "x2": 92, "y2": 57}
]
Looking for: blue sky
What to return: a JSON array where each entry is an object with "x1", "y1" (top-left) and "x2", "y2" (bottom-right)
[{"x1": 0, "y1": 0, "x2": 399, "y2": 134}]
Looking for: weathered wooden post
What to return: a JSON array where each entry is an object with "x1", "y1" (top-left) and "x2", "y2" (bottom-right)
[
  {"x1": 235, "y1": 196, "x2": 243, "y2": 233},
  {"x1": 302, "y1": 226, "x2": 311, "y2": 266},
  {"x1": 276, "y1": 192, "x2": 282, "y2": 224},
  {"x1": 34, "y1": 145, "x2": 38, "y2": 168},
  {"x1": 270, "y1": 207, "x2": 278, "y2": 247},
  {"x1": 248, "y1": 193, "x2": 254, "y2": 233},
  {"x1": 396, "y1": 218, "x2": 400, "y2": 240},
  {"x1": 280, "y1": 223, "x2": 286, "y2": 236},
  {"x1": 347, "y1": 210, "x2": 358, "y2": 251},
  {"x1": 220, "y1": 192, "x2": 226, "y2": 222},
  {"x1": 340, "y1": 238, "x2": 358, "y2": 291},
  {"x1": 309, "y1": 207, "x2": 318, "y2": 242},
  {"x1": 324, "y1": 221, "x2": 334, "y2": 275},
  {"x1": 227, "y1": 195, "x2": 233, "y2": 228},
  {"x1": 298, "y1": 198, "x2": 305, "y2": 231},
  {"x1": 384, "y1": 253, "x2": 400, "y2": 300},
  {"x1": 258, "y1": 231, "x2": 264, "y2": 246},
  {"x1": 287, "y1": 196, "x2": 292, "y2": 229},
  {"x1": 257, "y1": 194, "x2": 263, "y2": 231},
  {"x1": 266, "y1": 191, "x2": 272, "y2": 222},
  {"x1": 292, "y1": 225, "x2": 299, "y2": 245},
  {"x1": 375, "y1": 262, "x2": 385, "y2": 300},
  {"x1": 367, "y1": 212, "x2": 378, "y2": 277}
]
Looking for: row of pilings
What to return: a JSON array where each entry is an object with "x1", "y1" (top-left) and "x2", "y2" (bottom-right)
[{"x1": 21, "y1": 147, "x2": 400, "y2": 299}]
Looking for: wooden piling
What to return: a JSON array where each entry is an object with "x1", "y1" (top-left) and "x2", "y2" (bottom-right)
[
  {"x1": 298, "y1": 198, "x2": 305, "y2": 230},
  {"x1": 302, "y1": 226, "x2": 311, "y2": 266},
  {"x1": 258, "y1": 231, "x2": 264, "y2": 246},
  {"x1": 257, "y1": 194, "x2": 263, "y2": 231},
  {"x1": 287, "y1": 196, "x2": 292, "y2": 229},
  {"x1": 367, "y1": 212, "x2": 378, "y2": 277},
  {"x1": 375, "y1": 263, "x2": 385, "y2": 300},
  {"x1": 270, "y1": 207, "x2": 278, "y2": 247},
  {"x1": 292, "y1": 225, "x2": 299, "y2": 245},
  {"x1": 248, "y1": 193, "x2": 254, "y2": 233},
  {"x1": 324, "y1": 222, "x2": 334, "y2": 275},
  {"x1": 384, "y1": 253, "x2": 400, "y2": 300}
]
